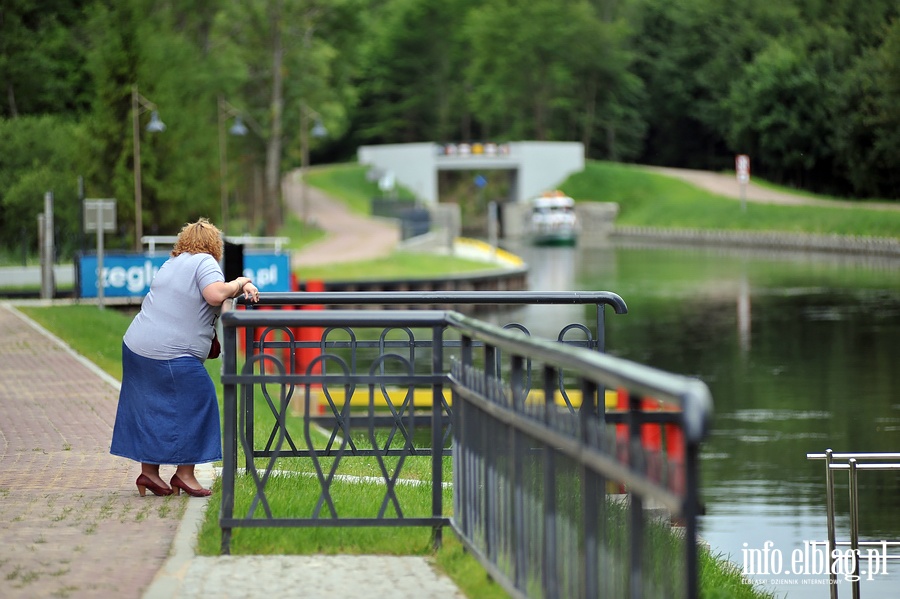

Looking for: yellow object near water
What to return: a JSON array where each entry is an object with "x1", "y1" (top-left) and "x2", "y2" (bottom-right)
[{"x1": 303, "y1": 387, "x2": 620, "y2": 410}]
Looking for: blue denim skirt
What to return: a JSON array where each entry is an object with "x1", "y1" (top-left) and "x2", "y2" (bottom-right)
[{"x1": 110, "y1": 342, "x2": 222, "y2": 465}]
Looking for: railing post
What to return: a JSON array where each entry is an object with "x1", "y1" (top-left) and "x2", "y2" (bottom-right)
[
  {"x1": 628, "y1": 391, "x2": 644, "y2": 599},
  {"x1": 221, "y1": 316, "x2": 238, "y2": 555},
  {"x1": 849, "y1": 458, "x2": 860, "y2": 599},
  {"x1": 510, "y1": 354, "x2": 527, "y2": 591},
  {"x1": 684, "y1": 438, "x2": 701, "y2": 598},
  {"x1": 825, "y1": 448, "x2": 838, "y2": 597},
  {"x1": 542, "y1": 365, "x2": 559, "y2": 599},
  {"x1": 581, "y1": 378, "x2": 600, "y2": 598},
  {"x1": 431, "y1": 323, "x2": 444, "y2": 550},
  {"x1": 243, "y1": 311, "x2": 255, "y2": 473},
  {"x1": 596, "y1": 303, "x2": 606, "y2": 353}
]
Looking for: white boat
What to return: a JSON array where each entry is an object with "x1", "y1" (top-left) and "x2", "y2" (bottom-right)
[{"x1": 527, "y1": 191, "x2": 578, "y2": 246}]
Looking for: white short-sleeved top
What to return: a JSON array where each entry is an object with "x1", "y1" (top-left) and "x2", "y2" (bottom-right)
[{"x1": 123, "y1": 252, "x2": 224, "y2": 360}]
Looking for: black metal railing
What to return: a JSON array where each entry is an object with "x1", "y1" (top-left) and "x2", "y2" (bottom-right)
[
  {"x1": 231, "y1": 291, "x2": 627, "y2": 471},
  {"x1": 448, "y1": 311, "x2": 712, "y2": 599},
  {"x1": 218, "y1": 292, "x2": 712, "y2": 598}
]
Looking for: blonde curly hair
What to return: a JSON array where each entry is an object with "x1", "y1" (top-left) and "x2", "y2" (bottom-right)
[{"x1": 171, "y1": 218, "x2": 224, "y2": 261}]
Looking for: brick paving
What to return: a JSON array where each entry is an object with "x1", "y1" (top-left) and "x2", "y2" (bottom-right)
[
  {"x1": 0, "y1": 304, "x2": 186, "y2": 599},
  {"x1": 0, "y1": 182, "x2": 466, "y2": 599}
]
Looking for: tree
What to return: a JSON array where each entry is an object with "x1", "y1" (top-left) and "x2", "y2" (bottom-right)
[
  {"x1": 0, "y1": 116, "x2": 83, "y2": 257},
  {"x1": 627, "y1": 0, "x2": 801, "y2": 169},
  {"x1": 355, "y1": 0, "x2": 474, "y2": 144},
  {"x1": 831, "y1": 17, "x2": 900, "y2": 198},
  {"x1": 464, "y1": 0, "x2": 577, "y2": 140},
  {"x1": 210, "y1": 0, "x2": 358, "y2": 235},
  {"x1": 563, "y1": 6, "x2": 645, "y2": 161},
  {"x1": 724, "y1": 26, "x2": 860, "y2": 193},
  {"x1": 0, "y1": 0, "x2": 93, "y2": 118}
]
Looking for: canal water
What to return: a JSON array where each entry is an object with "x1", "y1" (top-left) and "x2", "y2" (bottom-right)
[{"x1": 505, "y1": 240, "x2": 900, "y2": 599}]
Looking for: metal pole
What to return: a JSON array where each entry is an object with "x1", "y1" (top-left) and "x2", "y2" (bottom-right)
[
  {"x1": 41, "y1": 192, "x2": 55, "y2": 299},
  {"x1": 78, "y1": 176, "x2": 85, "y2": 256},
  {"x1": 96, "y1": 202, "x2": 105, "y2": 310},
  {"x1": 38, "y1": 213, "x2": 46, "y2": 297},
  {"x1": 849, "y1": 459, "x2": 860, "y2": 599},
  {"x1": 487, "y1": 201, "x2": 498, "y2": 256},
  {"x1": 132, "y1": 85, "x2": 143, "y2": 251},
  {"x1": 825, "y1": 449, "x2": 838, "y2": 598}
]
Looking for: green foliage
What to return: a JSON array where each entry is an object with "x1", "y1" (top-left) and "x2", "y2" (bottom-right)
[
  {"x1": 830, "y1": 17, "x2": 900, "y2": 197},
  {"x1": 358, "y1": 0, "x2": 474, "y2": 143},
  {"x1": 0, "y1": 1, "x2": 93, "y2": 118},
  {"x1": 1, "y1": 0, "x2": 898, "y2": 262},
  {"x1": 0, "y1": 116, "x2": 86, "y2": 256}
]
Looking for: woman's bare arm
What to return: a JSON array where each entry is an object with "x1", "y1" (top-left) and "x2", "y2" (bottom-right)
[{"x1": 202, "y1": 277, "x2": 259, "y2": 306}]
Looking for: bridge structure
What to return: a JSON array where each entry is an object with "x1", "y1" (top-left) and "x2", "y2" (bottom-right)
[{"x1": 357, "y1": 141, "x2": 584, "y2": 205}]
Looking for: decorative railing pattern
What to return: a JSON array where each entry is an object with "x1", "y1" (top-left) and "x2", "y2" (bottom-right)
[{"x1": 218, "y1": 292, "x2": 712, "y2": 598}]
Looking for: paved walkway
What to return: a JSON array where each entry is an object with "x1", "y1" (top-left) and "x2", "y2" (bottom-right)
[
  {"x1": 0, "y1": 180, "x2": 465, "y2": 598},
  {"x1": 0, "y1": 304, "x2": 183, "y2": 598}
]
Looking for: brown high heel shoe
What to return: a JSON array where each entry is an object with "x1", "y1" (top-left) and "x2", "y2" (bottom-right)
[
  {"x1": 136, "y1": 474, "x2": 173, "y2": 497},
  {"x1": 170, "y1": 474, "x2": 212, "y2": 497}
]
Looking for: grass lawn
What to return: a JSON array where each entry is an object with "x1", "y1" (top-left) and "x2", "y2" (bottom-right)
[
  {"x1": 561, "y1": 161, "x2": 899, "y2": 239},
  {"x1": 305, "y1": 162, "x2": 416, "y2": 215}
]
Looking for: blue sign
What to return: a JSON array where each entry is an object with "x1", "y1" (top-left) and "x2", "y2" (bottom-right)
[
  {"x1": 474, "y1": 174, "x2": 487, "y2": 188},
  {"x1": 78, "y1": 252, "x2": 291, "y2": 298}
]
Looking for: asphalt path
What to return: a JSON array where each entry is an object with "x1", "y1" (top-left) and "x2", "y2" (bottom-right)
[{"x1": 282, "y1": 168, "x2": 401, "y2": 269}]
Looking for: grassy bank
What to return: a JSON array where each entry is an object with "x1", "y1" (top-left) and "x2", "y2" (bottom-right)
[
  {"x1": 14, "y1": 304, "x2": 774, "y2": 599},
  {"x1": 561, "y1": 161, "x2": 899, "y2": 239},
  {"x1": 305, "y1": 163, "x2": 416, "y2": 215}
]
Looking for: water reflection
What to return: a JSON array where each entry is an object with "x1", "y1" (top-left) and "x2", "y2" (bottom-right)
[{"x1": 508, "y1": 240, "x2": 900, "y2": 599}]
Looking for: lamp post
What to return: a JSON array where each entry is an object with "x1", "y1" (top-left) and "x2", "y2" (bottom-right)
[
  {"x1": 218, "y1": 96, "x2": 249, "y2": 235},
  {"x1": 299, "y1": 103, "x2": 328, "y2": 223},
  {"x1": 132, "y1": 84, "x2": 166, "y2": 251}
]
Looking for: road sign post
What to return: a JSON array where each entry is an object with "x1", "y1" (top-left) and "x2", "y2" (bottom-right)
[{"x1": 84, "y1": 199, "x2": 117, "y2": 308}]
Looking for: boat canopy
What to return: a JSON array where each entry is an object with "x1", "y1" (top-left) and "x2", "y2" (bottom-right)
[{"x1": 531, "y1": 191, "x2": 575, "y2": 210}]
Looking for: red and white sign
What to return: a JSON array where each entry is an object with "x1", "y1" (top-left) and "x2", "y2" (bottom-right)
[{"x1": 736, "y1": 154, "x2": 750, "y2": 183}]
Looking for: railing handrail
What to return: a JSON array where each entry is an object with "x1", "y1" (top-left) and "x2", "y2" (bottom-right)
[
  {"x1": 221, "y1": 308, "x2": 450, "y2": 328},
  {"x1": 237, "y1": 290, "x2": 628, "y2": 313},
  {"x1": 445, "y1": 311, "x2": 711, "y2": 442},
  {"x1": 807, "y1": 452, "x2": 900, "y2": 460}
]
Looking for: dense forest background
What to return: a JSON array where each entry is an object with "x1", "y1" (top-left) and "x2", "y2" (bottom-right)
[{"x1": 1, "y1": 0, "x2": 898, "y2": 258}]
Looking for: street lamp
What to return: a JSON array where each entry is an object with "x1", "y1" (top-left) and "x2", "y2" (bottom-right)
[
  {"x1": 132, "y1": 84, "x2": 166, "y2": 251},
  {"x1": 300, "y1": 103, "x2": 328, "y2": 223},
  {"x1": 218, "y1": 96, "x2": 250, "y2": 234}
]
